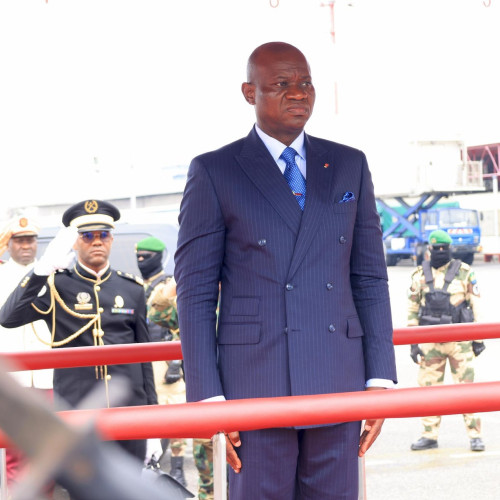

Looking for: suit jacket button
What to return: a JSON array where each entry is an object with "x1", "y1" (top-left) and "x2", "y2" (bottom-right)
[
  {"x1": 258, "y1": 239, "x2": 267, "y2": 247},
  {"x1": 284, "y1": 327, "x2": 288, "y2": 334},
  {"x1": 326, "y1": 283, "x2": 333, "y2": 290},
  {"x1": 339, "y1": 236, "x2": 347, "y2": 244},
  {"x1": 328, "y1": 324, "x2": 336, "y2": 333},
  {"x1": 286, "y1": 283, "x2": 294, "y2": 291}
]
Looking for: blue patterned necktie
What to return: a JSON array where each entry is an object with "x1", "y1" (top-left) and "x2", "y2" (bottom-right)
[{"x1": 281, "y1": 147, "x2": 306, "y2": 210}]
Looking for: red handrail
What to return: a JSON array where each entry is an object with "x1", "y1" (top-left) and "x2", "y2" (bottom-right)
[
  {"x1": 1, "y1": 381, "x2": 499, "y2": 447},
  {"x1": 2, "y1": 322, "x2": 499, "y2": 371}
]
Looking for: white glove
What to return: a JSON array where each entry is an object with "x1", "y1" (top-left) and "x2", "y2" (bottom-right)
[
  {"x1": 144, "y1": 438, "x2": 164, "y2": 465},
  {"x1": 34, "y1": 226, "x2": 78, "y2": 276}
]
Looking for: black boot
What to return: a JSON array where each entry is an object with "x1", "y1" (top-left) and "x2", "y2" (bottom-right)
[
  {"x1": 170, "y1": 456, "x2": 187, "y2": 487},
  {"x1": 161, "y1": 438, "x2": 170, "y2": 454}
]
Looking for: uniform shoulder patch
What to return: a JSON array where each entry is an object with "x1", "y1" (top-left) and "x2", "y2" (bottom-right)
[{"x1": 116, "y1": 270, "x2": 144, "y2": 286}]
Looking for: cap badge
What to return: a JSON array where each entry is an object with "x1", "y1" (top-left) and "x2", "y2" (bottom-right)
[
  {"x1": 84, "y1": 200, "x2": 99, "y2": 214},
  {"x1": 19, "y1": 217, "x2": 28, "y2": 228}
]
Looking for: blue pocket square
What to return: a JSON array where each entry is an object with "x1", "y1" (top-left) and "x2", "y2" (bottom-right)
[{"x1": 339, "y1": 191, "x2": 355, "y2": 203}]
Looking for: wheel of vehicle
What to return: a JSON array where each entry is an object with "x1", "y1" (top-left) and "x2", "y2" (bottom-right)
[
  {"x1": 461, "y1": 253, "x2": 474, "y2": 265},
  {"x1": 386, "y1": 254, "x2": 398, "y2": 267}
]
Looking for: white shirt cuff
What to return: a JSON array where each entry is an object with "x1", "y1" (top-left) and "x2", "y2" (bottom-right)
[
  {"x1": 201, "y1": 395, "x2": 226, "y2": 402},
  {"x1": 365, "y1": 378, "x2": 395, "y2": 389}
]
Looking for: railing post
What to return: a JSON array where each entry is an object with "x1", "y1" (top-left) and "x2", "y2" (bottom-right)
[
  {"x1": 212, "y1": 432, "x2": 227, "y2": 500},
  {"x1": 1, "y1": 448, "x2": 7, "y2": 500},
  {"x1": 358, "y1": 456, "x2": 366, "y2": 500}
]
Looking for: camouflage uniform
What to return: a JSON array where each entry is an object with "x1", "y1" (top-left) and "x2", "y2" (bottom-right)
[
  {"x1": 193, "y1": 438, "x2": 214, "y2": 500},
  {"x1": 148, "y1": 278, "x2": 214, "y2": 499},
  {"x1": 408, "y1": 260, "x2": 482, "y2": 440},
  {"x1": 145, "y1": 275, "x2": 187, "y2": 458}
]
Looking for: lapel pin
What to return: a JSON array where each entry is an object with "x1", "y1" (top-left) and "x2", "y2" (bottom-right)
[{"x1": 324, "y1": 163, "x2": 330, "y2": 168}]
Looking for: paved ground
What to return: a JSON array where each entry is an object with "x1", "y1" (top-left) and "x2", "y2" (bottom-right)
[{"x1": 364, "y1": 257, "x2": 500, "y2": 500}]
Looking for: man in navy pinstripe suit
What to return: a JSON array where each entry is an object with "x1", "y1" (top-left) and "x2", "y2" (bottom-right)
[{"x1": 175, "y1": 42, "x2": 397, "y2": 499}]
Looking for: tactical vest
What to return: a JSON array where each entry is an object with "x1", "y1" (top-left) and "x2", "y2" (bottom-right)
[{"x1": 418, "y1": 259, "x2": 474, "y2": 326}]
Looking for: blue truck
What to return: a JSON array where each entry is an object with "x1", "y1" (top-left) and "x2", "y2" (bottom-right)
[{"x1": 377, "y1": 192, "x2": 482, "y2": 266}]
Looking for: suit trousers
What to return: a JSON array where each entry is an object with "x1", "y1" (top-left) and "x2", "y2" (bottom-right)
[{"x1": 228, "y1": 421, "x2": 361, "y2": 500}]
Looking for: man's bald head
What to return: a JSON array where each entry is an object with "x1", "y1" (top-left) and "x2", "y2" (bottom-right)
[
  {"x1": 246, "y1": 42, "x2": 309, "y2": 83},
  {"x1": 242, "y1": 41, "x2": 315, "y2": 146}
]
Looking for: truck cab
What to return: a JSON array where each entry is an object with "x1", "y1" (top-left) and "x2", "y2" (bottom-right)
[
  {"x1": 378, "y1": 198, "x2": 482, "y2": 266},
  {"x1": 420, "y1": 207, "x2": 481, "y2": 265}
]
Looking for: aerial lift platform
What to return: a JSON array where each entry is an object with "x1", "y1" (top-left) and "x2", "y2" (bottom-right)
[{"x1": 376, "y1": 140, "x2": 485, "y2": 265}]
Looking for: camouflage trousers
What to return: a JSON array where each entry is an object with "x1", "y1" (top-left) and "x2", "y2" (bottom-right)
[
  {"x1": 193, "y1": 438, "x2": 214, "y2": 500},
  {"x1": 152, "y1": 360, "x2": 187, "y2": 456},
  {"x1": 417, "y1": 341, "x2": 481, "y2": 440}
]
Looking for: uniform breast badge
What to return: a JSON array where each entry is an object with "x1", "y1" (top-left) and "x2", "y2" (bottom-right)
[
  {"x1": 75, "y1": 292, "x2": 93, "y2": 311},
  {"x1": 112, "y1": 295, "x2": 134, "y2": 315}
]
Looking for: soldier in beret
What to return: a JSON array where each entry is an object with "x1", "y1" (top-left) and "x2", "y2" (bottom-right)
[
  {"x1": 407, "y1": 229, "x2": 485, "y2": 452},
  {"x1": 135, "y1": 236, "x2": 190, "y2": 487},
  {"x1": 0, "y1": 215, "x2": 54, "y2": 491},
  {"x1": 0, "y1": 200, "x2": 158, "y2": 465}
]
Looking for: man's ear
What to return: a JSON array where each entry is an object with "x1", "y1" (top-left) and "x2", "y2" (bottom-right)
[{"x1": 241, "y1": 82, "x2": 256, "y2": 105}]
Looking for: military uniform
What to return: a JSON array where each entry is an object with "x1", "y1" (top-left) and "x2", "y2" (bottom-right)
[
  {"x1": 0, "y1": 215, "x2": 54, "y2": 491},
  {"x1": 0, "y1": 215, "x2": 53, "y2": 390},
  {"x1": 0, "y1": 263, "x2": 157, "y2": 457},
  {"x1": 408, "y1": 246, "x2": 484, "y2": 448},
  {"x1": 193, "y1": 438, "x2": 214, "y2": 500},
  {"x1": 0, "y1": 200, "x2": 158, "y2": 462},
  {"x1": 147, "y1": 276, "x2": 214, "y2": 499}
]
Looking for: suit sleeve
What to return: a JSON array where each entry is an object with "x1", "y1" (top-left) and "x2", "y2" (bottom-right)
[
  {"x1": 174, "y1": 157, "x2": 226, "y2": 402},
  {"x1": 0, "y1": 271, "x2": 49, "y2": 328},
  {"x1": 349, "y1": 153, "x2": 397, "y2": 383}
]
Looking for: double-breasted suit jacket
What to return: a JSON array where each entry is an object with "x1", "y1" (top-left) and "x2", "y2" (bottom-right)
[{"x1": 175, "y1": 127, "x2": 397, "y2": 405}]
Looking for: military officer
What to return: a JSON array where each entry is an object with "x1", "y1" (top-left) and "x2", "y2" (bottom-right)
[
  {"x1": 0, "y1": 215, "x2": 54, "y2": 491},
  {"x1": 407, "y1": 229, "x2": 485, "y2": 452},
  {"x1": 0, "y1": 200, "x2": 158, "y2": 463}
]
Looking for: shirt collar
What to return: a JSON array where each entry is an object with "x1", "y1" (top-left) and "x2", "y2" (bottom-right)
[
  {"x1": 78, "y1": 260, "x2": 110, "y2": 278},
  {"x1": 255, "y1": 125, "x2": 306, "y2": 163}
]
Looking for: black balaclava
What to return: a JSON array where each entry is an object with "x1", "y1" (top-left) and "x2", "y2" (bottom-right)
[
  {"x1": 429, "y1": 245, "x2": 451, "y2": 269},
  {"x1": 137, "y1": 252, "x2": 163, "y2": 280}
]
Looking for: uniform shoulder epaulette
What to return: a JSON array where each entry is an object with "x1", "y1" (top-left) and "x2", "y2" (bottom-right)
[
  {"x1": 55, "y1": 267, "x2": 72, "y2": 275},
  {"x1": 458, "y1": 261, "x2": 471, "y2": 271},
  {"x1": 116, "y1": 270, "x2": 144, "y2": 286}
]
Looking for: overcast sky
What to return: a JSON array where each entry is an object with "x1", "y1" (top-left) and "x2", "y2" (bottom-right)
[{"x1": 1, "y1": 0, "x2": 499, "y2": 213}]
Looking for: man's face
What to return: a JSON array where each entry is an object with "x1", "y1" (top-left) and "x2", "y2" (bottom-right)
[
  {"x1": 242, "y1": 46, "x2": 315, "y2": 145},
  {"x1": 8, "y1": 235, "x2": 38, "y2": 265},
  {"x1": 136, "y1": 250, "x2": 156, "y2": 263},
  {"x1": 73, "y1": 230, "x2": 113, "y2": 272}
]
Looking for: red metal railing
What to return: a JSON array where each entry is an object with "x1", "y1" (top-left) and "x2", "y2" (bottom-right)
[
  {"x1": 4, "y1": 322, "x2": 500, "y2": 371},
  {"x1": 0, "y1": 381, "x2": 499, "y2": 448},
  {"x1": 1, "y1": 322, "x2": 499, "y2": 449}
]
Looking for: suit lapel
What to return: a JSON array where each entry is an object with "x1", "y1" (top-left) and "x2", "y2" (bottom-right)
[
  {"x1": 236, "y1": 128, "x2": 303, "y2": 234},
  {"x1": 287, "y1": 135, "x2": 334, "y2": 279},
  {"x1": 235, "y1": 129, "x2": 335, "y2": 279}
]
